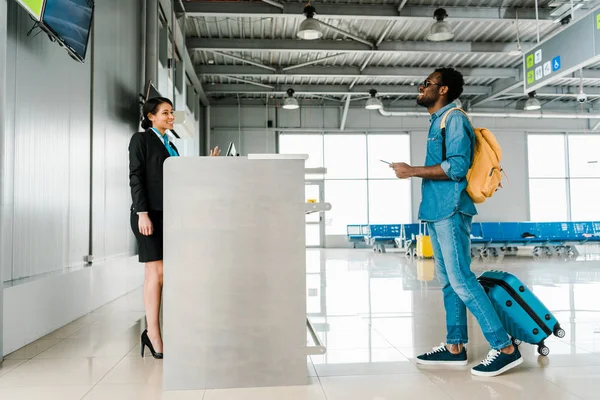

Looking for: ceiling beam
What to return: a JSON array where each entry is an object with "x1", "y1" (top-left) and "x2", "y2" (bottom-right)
[
  {"x1": 470, "y1": 77, "x2": 523, "y2": 107},
  {"x1": 188, "y1": 38, "x2": 533, "y2": 54},
  {"x1": 184, "y1": 3, "x2": 553, "y2": 22},
  {"x1": 196, "y1": 65, "x2": 519, "y2": 79},
  {"x1": 204, "y1": 84, "x2": 491, "y2": 96},
  {"x1": 472, "y1": 69, "x2": 600, "y2": 107},
  {"x1": 509, "y1": 86, "x2": 600, "y2": 98}
]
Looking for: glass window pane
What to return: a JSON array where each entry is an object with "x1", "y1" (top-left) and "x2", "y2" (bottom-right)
[
  {"x1": 367, "y1": 135, "x2": 410, "y2": 179},
  {"x1": 570, "y1": 179, "x2": 600, "y2": 221},
  {"x1": 325, "y1": 180, "x2": 368, "y2": 235},
  {"x1": 568, "y1": 135, "x2": 600, "y2": 178},
  {"x1": 368, "y1": 180, "x2": 412, "y2": 224},
  {"x1": 324, "y1": 135, "x2": 367, "y2": 179},
  {"x1": 306, "y1": 224, "x2": 320, "y2": 247},
  {"x1": 278, "y1": 134, "x2": 323, "y2": 168},
  {"x1": 529, "y1": 179, "x2": 568, "y2": 221},
  {"x1": 528, "y1": 135, "x2": 566, "y2": 178}
]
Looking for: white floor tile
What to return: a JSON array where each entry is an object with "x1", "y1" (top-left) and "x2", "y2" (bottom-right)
[
  {"x1": 320, "y1": 373, "x2": 452, "y2": 400},
  {"x1": 84, "y1": 384, "x2": 205, "y2": 400},
  {"x1": 311, "y1": 347, "x2": 410, "y2": 365},
  {"x1": 539, "y1": 366, "x2": 600, "y2": 400},
  {"x1": 0, "y1": 359, "x2": 27, "y2": 378},
  {"x1": 425, "y1": 368, "x2": 582, "y2": 400},
  {"x1": 34, "y1": 337, "x2": 138, "y2": 359},
  {"x1": 98, "y1": 356, "x2": 164, "y2": 386},
  {"x1": 4, "y1": 339, "x2": 63, "y2": 360},
  {"x1": 41, "y1": 322, "x2": 88, "y2": 340},
  {"x1": 0, "y1": 385, "x2": 92, "y2": 400},
  {"x1": 0, "y1": 357, "x2": 121, "y2": 387},
  {"x1": 204, "y1": 377, "x2": 326, "y2": 400}
]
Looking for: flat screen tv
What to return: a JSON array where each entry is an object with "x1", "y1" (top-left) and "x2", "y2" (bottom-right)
[
  {"x1": 41, "y1": 0, "x2": 94, "y2": 62},
  {"x1": 15, "y1": 0, "x2": 45, "y2": 21}
]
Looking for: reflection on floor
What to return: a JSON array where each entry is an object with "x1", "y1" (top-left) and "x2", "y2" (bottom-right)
[{"x1": 1, "y1": 248, "x2": 600, "y2": 399}]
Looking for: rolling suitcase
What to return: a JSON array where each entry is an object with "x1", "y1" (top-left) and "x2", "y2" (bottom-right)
[
  {"x1": 416, "y1": 235, "x2": 433, "y2": 258},
  {"x1": 416, "y1": 223, "x2": 433, "y2": 258},
  {"x1": 478, "y1": 270, "x2": 566, "y2": 356}
]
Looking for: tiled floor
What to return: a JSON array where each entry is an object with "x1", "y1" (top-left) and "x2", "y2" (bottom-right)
[{"x1": 1, "y1": 248, "x2": 600, "y2": 399}]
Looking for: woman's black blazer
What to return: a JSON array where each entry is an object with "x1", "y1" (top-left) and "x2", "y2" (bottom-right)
[{"x1": 129, "y1": 129, "x2": 179, "y2": 212}]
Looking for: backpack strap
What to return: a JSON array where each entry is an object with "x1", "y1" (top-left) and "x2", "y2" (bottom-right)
[{"x1": 439, "y1": 107, "x2": 472, "y2": 161}]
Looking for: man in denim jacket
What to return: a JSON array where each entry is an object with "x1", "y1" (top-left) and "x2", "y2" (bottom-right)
[{"x1": 390, "y1": 67, "x2": 522, "y2": 377}]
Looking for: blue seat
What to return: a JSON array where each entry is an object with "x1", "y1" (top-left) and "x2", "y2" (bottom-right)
[
  {"x1": 572, "y1": 221, "x2": 592, "y2": 242},
  {"x1": 537, "y1": 222, "x2": 564, "y2": 244},
  {"x1": 346, "y1": 225, "x2": 366, "y2": 242},
  {"x1": 590, "y1": 221, "x2": 600, "y2": 241},
  {"x1": 402, "y1": 223, "x2": 420, "y2": 242},
  {"x1": 500, "y1": 222, "x2": 527, "y2": 244},
  {"x1": 369, "y1": 224, "x2": 401, "y2": 242},
  {"x1": 556, "y1": 222, "x2": 576, "y2": 242},
  {"x1": 470, "y1": 222, "x2": 490, "y2": 244},
  {"x1": 518, "y1": 222, "x2": 544, "y2": 243},
  {"x1": 481, "y1": 222, "x2": 503, "y2": 243}
]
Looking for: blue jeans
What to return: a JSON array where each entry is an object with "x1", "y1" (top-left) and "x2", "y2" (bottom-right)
[{"x1": 427, "y1": 213, "x2": 511, "y2": 350}]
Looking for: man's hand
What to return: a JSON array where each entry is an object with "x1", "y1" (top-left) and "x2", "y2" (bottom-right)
[
  {"x1": 390, "y1": 162, "x2": 414, "y2": 179},
  {"x1": 209, "y1": 146, "x2": 221, "y2": 156}
]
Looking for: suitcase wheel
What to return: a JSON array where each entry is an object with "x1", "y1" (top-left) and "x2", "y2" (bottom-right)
[
  {"x1": 554, "y1": 328, "x2": 566, "y2": 338},
  {"x1": 538, "y1": 346, "x2": 550, "y2": 356}
]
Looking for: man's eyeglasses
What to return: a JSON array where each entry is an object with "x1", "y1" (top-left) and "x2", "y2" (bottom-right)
[{"x1": 421, "y1": 80, "x2": 442, "y2": 88}]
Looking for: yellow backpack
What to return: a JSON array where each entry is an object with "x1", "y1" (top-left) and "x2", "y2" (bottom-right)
[{"x1": 440, "y1": 108, "x2": 503, "y2": 204}]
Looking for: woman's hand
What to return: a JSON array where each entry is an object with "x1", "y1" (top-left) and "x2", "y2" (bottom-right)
[
  {"x1": 209, "y1": 146, "x2": 221, "y2": 156},
  {"x1": 138, "y1": 213, "x2": 154, "y2": 236}
]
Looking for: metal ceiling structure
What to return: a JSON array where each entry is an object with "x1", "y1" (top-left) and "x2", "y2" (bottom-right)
[{"x1": 178, "y1": 0, "x2": 600, "y2": 109}]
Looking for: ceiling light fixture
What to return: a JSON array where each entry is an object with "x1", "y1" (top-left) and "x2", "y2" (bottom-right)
[
  {"x1": 297, "y1": 4, "x2": 323, "y2": 40},
  {"x1": 365, "y1": 89, "x2": 383, "y2": 110},
  {"x1": 283, "y1": 88, "x2": 299, "y2": 110},
  {"x1": 524, "y1": 91, "x2": 542, "y2": 111},
  {"x1": 427, "y1": 8, "x2": 455, "y2": 42}
]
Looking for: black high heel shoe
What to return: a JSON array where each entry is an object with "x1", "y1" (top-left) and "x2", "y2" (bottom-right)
[{"x1": 141, "y1": 329, "x2": 163, "y2": 359}]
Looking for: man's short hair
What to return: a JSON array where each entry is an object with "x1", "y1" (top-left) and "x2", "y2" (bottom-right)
[{"x1": 434, "y1": 67, "x2": 464, "y2": 103}]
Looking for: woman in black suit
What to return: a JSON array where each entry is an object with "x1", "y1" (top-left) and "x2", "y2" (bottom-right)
[{"x1": 129, "y1": 97, "x2": 219, "y2": 358}]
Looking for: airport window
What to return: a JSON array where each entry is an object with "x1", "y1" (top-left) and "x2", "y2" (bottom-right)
[
  {"x1": 324, "y1": 180, "x2": 369, "y2": 235},
  {"x1": 278, "y1": 134, "x2": 324, "y2": 169},
  {"x1": 528, "y1": 134, "x2": 600, "y2": 221},
  {"x1": 324, "y1": 135, "x2": 368, "y2": 179},
  {"x1": 279, "y1": 133, "x2": 412, "y2": 235}
]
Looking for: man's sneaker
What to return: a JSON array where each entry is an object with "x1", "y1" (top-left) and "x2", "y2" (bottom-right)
[
  {"x1": 471, "y1": 347, "x2": 523, "y2": 377},
  {"x1": 416, "y1": 343, "x2": 468, "y2": 366}
]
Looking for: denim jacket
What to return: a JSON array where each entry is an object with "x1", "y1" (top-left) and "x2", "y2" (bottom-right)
[{"x1": 417, "y1": 103, "x2": 478, "y2": 222}]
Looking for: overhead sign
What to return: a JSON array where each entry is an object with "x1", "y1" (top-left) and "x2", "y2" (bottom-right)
[{"x1": 524, "y1": 6, "x2": 600, "y2": 93}]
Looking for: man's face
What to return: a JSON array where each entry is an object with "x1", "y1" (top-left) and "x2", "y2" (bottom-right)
[{"x1": 417, "y1": 72, "x2": 444, "y2": 108}]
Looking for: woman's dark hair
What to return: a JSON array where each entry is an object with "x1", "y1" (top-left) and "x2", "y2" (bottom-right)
[
  {"x1": 141, "y1": 97, "x2": 173, "y2": 130},
  {"x1": 434, "y1": 67, "x2": 464, "y2": 103}
]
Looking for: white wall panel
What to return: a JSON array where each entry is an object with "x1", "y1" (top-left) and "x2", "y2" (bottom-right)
[{"x1": 6, "y1": 2, "x2": 91, "y2": 280}]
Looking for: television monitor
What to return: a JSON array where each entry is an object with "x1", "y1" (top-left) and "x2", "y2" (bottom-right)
[
  {"x1": 226, "y1": 142, "x2": 238, "y2": 157},
  {"x1": 41, "y1": 0, "x2": 94, "y2": 62},
  {"x1": 15, "y1": 0, "x2": 46, "y2": 21}
]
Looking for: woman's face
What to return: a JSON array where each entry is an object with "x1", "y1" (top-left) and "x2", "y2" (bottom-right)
[{"x1": 148, "y1": 102, "x2": 174, "y2": 132}]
